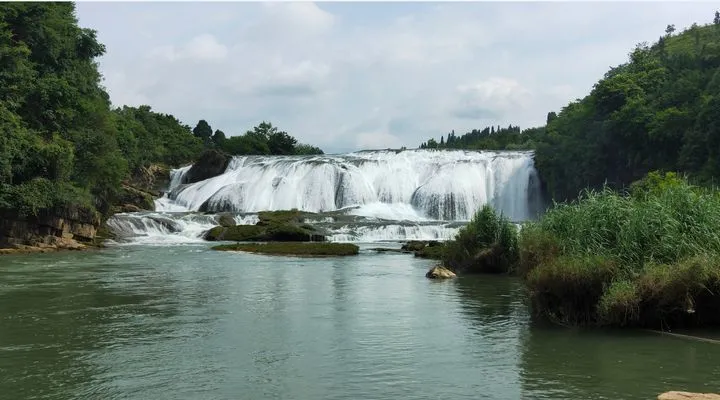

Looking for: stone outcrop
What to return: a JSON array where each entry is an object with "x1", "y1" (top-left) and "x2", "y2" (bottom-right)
[
  {"x1": 0, "y1": 206, "x2": 100, "y2": 254},
  {"x1": 112, "y1": 164, "x2": 171, "y2": 213},
  {"x1": 425, "y1": 266, "x2": 457, "y2": 279},
  {"x1": 658, "y1": 392, "x2": 720, "y2": 400},
  {"x1": 182, "y1": 149, "x2": 231, "y2": 185},
  {"x1": 203, "y1": 210, "x2": 327, "y2": 242}
]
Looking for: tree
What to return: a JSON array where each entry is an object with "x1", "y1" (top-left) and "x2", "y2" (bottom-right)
[
  {"x1": 193, "y1": 119, "x2": 213, "y2": 141},
  {"x1": 267, "y1": 130, "x2": 297, "y2": 155},
  {"x1": 665, "y1": 24, "x2": 675, "y2": 36},
  {"x1": 212, "y1": 129, "x2": 226, "y2": 146},
  {"x1": 547, "y1": 111, "x2": 558, "y2": 124},
  {"x1": 714, "y1": 11, "x2": 719, "y2": 25}
]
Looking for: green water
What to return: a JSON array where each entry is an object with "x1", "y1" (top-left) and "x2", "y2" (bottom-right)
[{"x1": 1, "y1": 243, "x2": 719, "y2": 399}]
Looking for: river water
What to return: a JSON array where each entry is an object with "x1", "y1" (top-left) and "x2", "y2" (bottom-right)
[{"x1": 1, "y1": 243, "x2": 719, "y2": 399}]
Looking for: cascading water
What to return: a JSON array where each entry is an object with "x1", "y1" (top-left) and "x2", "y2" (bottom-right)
[
  {"x1": 164, "y1": 149, "x2": 540, "y2": 221},
  {"x1": 106, "y1": 149, "x2": 543, "y2": 244}
]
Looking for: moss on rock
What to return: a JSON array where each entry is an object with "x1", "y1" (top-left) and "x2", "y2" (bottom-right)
[{"x1": 212, "y1": 242, "x2": 359, "y2": 257}]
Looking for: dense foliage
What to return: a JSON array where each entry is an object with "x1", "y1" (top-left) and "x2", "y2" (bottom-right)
[
  {"x1": 535, "y1": 19, "x2": 720, "y2": 201},
  {"x1": 519, "y1": 172, "x2": 720, "y2": 328},
  {"x1": 0, "y1": 3, "x2": 125, "y2": 216},
  {"x1": 193, "y1": 120, "x2": 324, "y2": 156}
]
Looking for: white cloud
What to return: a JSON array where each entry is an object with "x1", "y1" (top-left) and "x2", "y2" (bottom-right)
[
  {"x1": 75, "y1": 2, "x2": 719, "y2": 152},
  {"x1": 149, "y1": 34, "x2": 228, "y2": 62},
  {"x1": 453, "y1": 78, "x2": 532, "y2": 120}
]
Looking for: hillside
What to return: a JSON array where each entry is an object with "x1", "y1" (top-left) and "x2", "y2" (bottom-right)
[{"x1": 535, "y1": 19, "x2": 720, "y2": 201}]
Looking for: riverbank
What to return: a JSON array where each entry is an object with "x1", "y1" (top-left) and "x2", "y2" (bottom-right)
[{"x1": 436, "y1": 172, "x2": 720, "y2": 329}]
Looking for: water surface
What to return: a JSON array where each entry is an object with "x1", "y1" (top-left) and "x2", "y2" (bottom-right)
[{"x1": 1, "y1": 244, "x2": 719, "y2": 399}]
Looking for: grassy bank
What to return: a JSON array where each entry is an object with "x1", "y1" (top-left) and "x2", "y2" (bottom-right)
[
  {"x1": 212, "y1": 242, "x2": 359, "y2": 257},
  {"x1": 439, "y1": 172, "x2": 720, "y2": 329},
  {"x1": 520, "y1": 172, "x2": 720, "y2": 328}
]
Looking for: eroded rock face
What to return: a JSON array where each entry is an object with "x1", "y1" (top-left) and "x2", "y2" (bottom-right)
[
  {"x1": 658, "y1": 392, "x2": 720, "y2": 400},
  {"x1": 425, "y1": 266, "x2": 457, "y2": 279},
  {"x1": 0, "y1": 206, "x2": 100, "y2": 252}
]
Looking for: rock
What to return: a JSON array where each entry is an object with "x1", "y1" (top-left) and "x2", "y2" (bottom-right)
[
  {"x1": 203, "y1": 225, "x2": 264, "y2": 241},
  {"x1": 425, "y1": 266, "x2": 456, "y2": 279},
  {"x1": 117, "y1": 184, "x2": 155, "y2": 211},
  {"x1": 119, "y1": 204, "x2": 142, "y2": 213},
  {"x1": 402, "y1": 240, "x2": 428, "y2": 252},
  {"x1": 658, "y1": 392, "x2": 720, "y2": 400},
  {"x1": 0, "y1": 206, "x2": 100, "y2": 252},
  {"x1": 217, "y1": 214, "x2": 236, "y2": 227},
  {"x1": 182, "y1": 149, "x2": 231, "y2": 184}
]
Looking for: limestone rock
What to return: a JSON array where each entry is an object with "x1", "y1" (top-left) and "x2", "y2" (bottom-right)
[
  {"x1": 659, "y1": 392, "x2": 720, "y2": 400},
  {"x1": 425, "y1": 266, "x2": 456, "y2": 279}
]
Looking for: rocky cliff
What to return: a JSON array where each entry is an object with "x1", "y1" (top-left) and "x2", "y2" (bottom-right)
[{"x1": 0, "y1": 206, "x2": 101, "y2": 254}]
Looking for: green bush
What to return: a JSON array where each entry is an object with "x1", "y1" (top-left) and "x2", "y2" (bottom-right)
[{"x1": 442, "y1": 204, "x2": 519, "y2": 274}]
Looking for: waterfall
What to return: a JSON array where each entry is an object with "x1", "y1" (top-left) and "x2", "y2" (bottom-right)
[
  {"x1": 106, "y1": 149, "x2": 543, "y2": 245},
  {"x1": 163, "y1": 149, "x2": 540, "y2": 222}
]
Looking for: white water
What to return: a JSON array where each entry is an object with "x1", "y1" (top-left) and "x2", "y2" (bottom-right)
[
  {"x1": 163, "y1": 150, "x2": 541, "y2": 221},
  {"x1": 328, "y1": 224, "x2": 460, "y2": 242},
  {"x1": 107, "y1": 150, "x2": 542, "y2": 245}
]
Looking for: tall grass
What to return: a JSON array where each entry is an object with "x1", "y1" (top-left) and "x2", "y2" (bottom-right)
[
  {"x1": 443, "y1": 204, "x2": 518, "y2": 274},
  {"x1": 521, "y1": 172, "x2": 720, "y2": 328}
]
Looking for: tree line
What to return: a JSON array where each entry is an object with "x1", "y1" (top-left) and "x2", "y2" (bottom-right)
[{"x1": 190, "y1": 119, "x2": 323, "y2": 156}]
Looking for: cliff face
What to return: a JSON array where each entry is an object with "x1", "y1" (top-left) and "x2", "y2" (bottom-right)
[{"x1": 0, "y1": 206, "x2": 101, "y2": 254}]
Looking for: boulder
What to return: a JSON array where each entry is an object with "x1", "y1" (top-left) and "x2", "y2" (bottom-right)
[
  {"x1": 182, "y1": 149, "x2": 231, "y2": 184},
  {"x1": 425, "y1": 266, "x2": 456, "y2": 279},
  {"x1": 658, "y1": 392, "x2": 720, "y2": 400},
  {"x1": 217, "y1": 214, "x2": 236, "y2": 227}
]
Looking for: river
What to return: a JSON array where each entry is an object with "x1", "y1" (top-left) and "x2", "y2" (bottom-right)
[{"x1": 2, "y1": 242, "x2": 719, "y2": 399}]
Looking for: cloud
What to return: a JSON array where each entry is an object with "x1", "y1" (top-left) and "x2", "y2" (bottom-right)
[
  {"x1": 149, "y1": 34, "x2": 228, "y2": 62},
  {"x1": 75, "y1": 2, "x2": 719, "y2": 153},
  {"x1": 452, "y1": 78, "x2": 531, "y2": 120}
]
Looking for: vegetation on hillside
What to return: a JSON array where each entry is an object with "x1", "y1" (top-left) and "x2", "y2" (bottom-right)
[{"x1": 535, "y1": 18, "x2": 720, "y2": 201}]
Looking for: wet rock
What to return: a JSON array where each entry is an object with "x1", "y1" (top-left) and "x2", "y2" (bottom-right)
[
  {"x1": 425, "y1": 266, "x2": 456, "y2": 279},
  {"x1": 182, "y1": 149, "x2": 231, "y2": 184},
  {"x1": 217, "y1": 214, "x2": 236, "y2": 227}
]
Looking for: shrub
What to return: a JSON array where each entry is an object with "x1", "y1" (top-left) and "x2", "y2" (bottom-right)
[{"x1": 442, "y1": 204, "x2": 518, "y2": 274}]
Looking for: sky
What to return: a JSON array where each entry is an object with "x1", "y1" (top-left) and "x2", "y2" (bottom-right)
[{"x1": 75, "y1": 1, "x2": 718, "y2": 154}]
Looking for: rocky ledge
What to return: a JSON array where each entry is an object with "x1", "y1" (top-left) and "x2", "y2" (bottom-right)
[{"x1": 0, "y1": 206, "x2": 101, "y2": 254}]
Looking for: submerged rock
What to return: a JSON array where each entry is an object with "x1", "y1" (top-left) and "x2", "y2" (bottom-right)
[
  {"x1": 658, "y1": 392, "x2": 720, "y2": 400},
  {"x1": 425, "y1": 266, "x2": 456, "y2": 279}
]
